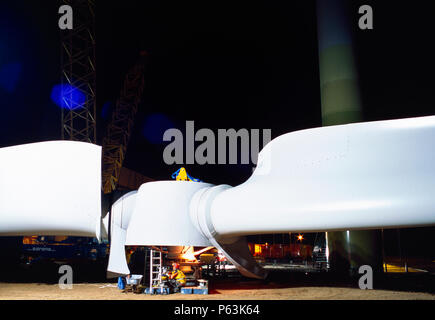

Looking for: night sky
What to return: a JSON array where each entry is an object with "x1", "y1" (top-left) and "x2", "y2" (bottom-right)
[
  {"x1": 0, "y1": 1, "x2": 434, "y2": 256},
  {"x1": 0, "y1": 0, "x2": 432, "y2": 182},
  {"x1": 1, "y1": 1, "x2": 434, "y2": 185},
  {"x1": 1, "y1": 1, "x2": 434, "y2": 186}
]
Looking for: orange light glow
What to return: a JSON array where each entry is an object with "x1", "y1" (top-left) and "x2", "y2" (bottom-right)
[
  {"x1": 22, "y1": 236, "x2": 38, "y2": 245},
  {"x1": 297, "y1": 234, "x2": 304, "y2": 241},
  {"x1": 181, "y1": 253, "x2": 197, "y2": 261}
]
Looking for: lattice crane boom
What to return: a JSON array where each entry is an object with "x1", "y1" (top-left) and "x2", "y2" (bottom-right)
[{"x1": 102, "y1": 52, "x2": 148, "y2": 194}]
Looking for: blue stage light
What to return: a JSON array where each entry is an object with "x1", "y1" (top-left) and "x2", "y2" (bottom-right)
[{"x1": 50, "y1": 84, "x2": 86, "y2": 110}]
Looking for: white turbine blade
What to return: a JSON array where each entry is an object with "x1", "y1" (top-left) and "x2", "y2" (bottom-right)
[
  {"x1": 208, "y1": 116, "x2": 435, "y2": 236},
  {"x1": 0, "y1": 141, "x2": 101, "y2": 238},
  {"x1": 185, "y1": 116, "x2": 435, "y2": 278},
  {"x1": 106, "y1": 191, "x2": 137, "y2": 278},
  {"x1": 107, "y1": 224, "x2": 130, "y2": 278},
  {"x1": 110, "y1": 191, "x2": 137, "y2": 231}
]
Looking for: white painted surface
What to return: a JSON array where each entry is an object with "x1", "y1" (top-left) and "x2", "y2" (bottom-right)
[
  {"x1": 0, "y1": 141, "x2": 101, "y2": 237},
  {"x1": 110, "y1": 191, "x2": 137, "y2": 231},
  {"x1": 107, "y1": 224, "x2": 130, "y2": 277},
  {"x1": 106, "y1": 191, "x2": 137, "y2": 277},
  {"x1": 125, "y1": 181, "x2": 213, "y2": 247},
  {"x1": 207, "y1": 116, "x2": 435, "y2": 236}
]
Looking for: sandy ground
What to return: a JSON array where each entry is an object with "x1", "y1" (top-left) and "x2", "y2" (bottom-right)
[{"x1": 1, "y1": 282, "x2": 434, "y2": 300}]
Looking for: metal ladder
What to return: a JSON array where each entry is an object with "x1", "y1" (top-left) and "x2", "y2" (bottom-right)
[{"x1": 149, "y1": 249, "x2": 162, "y2": 290}]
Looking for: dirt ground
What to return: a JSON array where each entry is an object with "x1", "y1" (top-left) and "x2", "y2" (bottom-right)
[
  {"x1": 1, "y1": 282, "x2": 434, "y2": 300},
  {"x1": 1, "y1": 262, "x2": 434, "y2": 300}
]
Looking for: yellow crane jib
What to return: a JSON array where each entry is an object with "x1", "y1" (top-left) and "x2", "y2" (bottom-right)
[{"x1": 171, "y1": 167, "x2": 202, "y2": 182}]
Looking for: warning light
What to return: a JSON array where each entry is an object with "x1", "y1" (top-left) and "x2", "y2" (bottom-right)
[{"x1": 297, "y1": 234, "x2": 304, "y2": 242}]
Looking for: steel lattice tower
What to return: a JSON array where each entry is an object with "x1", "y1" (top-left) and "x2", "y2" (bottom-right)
[{"x1": 60, "y1": 0, "x2": 97, "y2": 143}]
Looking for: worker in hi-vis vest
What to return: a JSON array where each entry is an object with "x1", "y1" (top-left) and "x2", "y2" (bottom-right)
[{"x1": 169, "y1": 262, "x2": 186, "y2": 292}]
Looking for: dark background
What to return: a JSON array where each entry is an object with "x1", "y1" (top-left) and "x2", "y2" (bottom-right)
[
  {"x1": 1, "y1": 1, "x2": 434, "y2": 185},
  {"x1": 0, "y1": 1, "x2": 434, "y2": 259}
]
